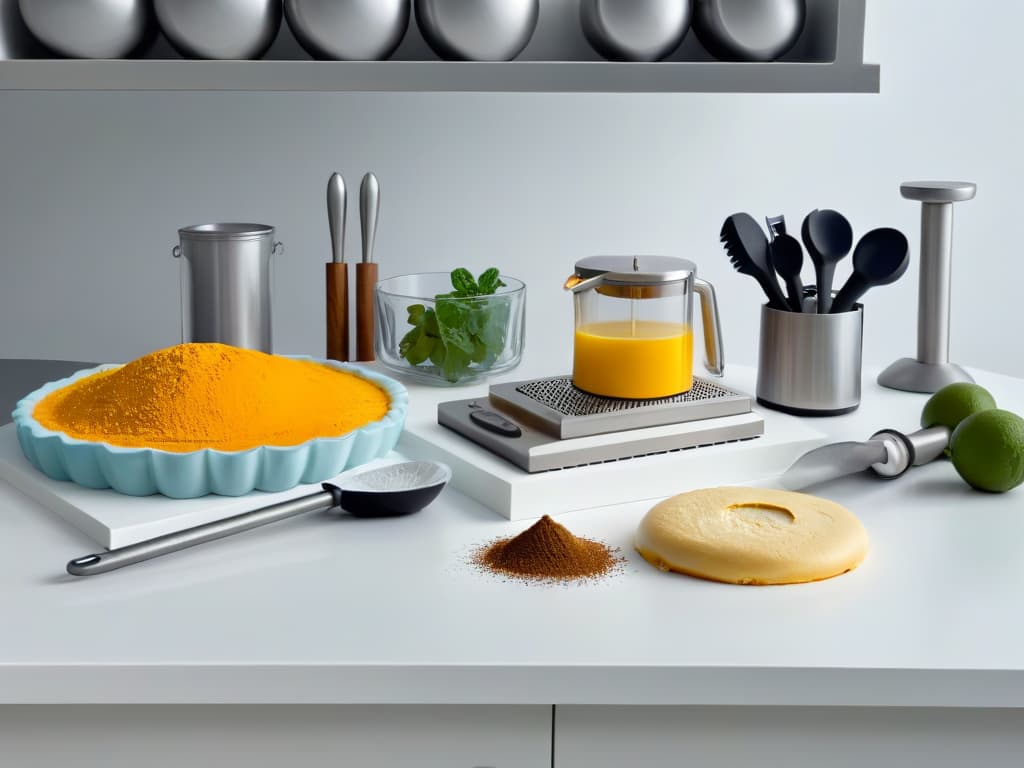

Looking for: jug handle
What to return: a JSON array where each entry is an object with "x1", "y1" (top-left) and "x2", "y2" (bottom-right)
[
  {"x1": 695, "y1": 278, "x2": 724, "y2": 376},
  {"x1": 172, "y1": 245, "x2": 181, "y2": 258},
  {"x1": 272, "y1": 241, "x2": 284, "y2": 256},
  {"x1": 563, "y1": 273, "x2": 603, "y2": 293}
]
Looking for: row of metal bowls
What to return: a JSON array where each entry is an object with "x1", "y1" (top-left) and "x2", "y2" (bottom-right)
[{"x1": 1, "y1": 0, "x2": 805, "y2": 63}]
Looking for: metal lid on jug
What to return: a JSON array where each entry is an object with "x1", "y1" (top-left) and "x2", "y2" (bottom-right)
[
  {"x1": 565, "y1": 255, "x2": 696, "y2": 298},
  {"x1": 572, "y1": 255, "x2": 695, "y2": 285},
  {"x1": 178, "y1": 223, "x2": 275, "y2": 241}
]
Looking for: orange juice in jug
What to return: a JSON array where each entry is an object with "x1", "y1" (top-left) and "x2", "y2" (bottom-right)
[{"x1": 573, "y1": 320, "x2": 694, "y2": 399}]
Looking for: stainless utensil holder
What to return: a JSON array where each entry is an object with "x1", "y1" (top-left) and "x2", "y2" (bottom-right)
[
  {"x1": 756, "y1": 300, "x2": 863, "y2": 416},
  {"x1": 173, "y1": 223, "x2": 282, "y2": 353}
]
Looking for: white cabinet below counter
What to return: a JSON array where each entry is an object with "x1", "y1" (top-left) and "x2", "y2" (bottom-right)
[
  {"x1": 554, "y1": 706, "x2": 1024, "y2": 768},
  {"x1": 0, "y1": 704, "x2": 553, "y2": 768}
]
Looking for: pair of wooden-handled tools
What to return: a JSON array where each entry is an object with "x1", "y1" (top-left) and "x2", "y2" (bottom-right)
[{"x1": 325, "y1": 172, "x2": 380, "y2": 362}]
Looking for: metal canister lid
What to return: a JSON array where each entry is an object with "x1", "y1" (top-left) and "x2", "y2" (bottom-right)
[
  {"x1": 178, "y1": 223, "x2": 275, "y2": 241},
  {"x1": 574, "y1": 255, "x2": 695, "y2": 285}
]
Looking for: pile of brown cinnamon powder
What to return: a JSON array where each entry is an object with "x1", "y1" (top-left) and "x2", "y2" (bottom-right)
[{"x1": 472, "y1": 515, "x2": 625, "y2": 584}]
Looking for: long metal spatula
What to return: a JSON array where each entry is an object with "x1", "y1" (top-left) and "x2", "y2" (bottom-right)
[{"x1": 780, "y1": 425, "x2": 950, "y2": 490}]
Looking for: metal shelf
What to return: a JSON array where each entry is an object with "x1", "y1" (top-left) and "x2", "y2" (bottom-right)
[
  {"x1": 0, "y1": 58, "x2": 878, "y2": 93},
  {"x1": 0, "y1": 0, "x2": 877, "y2": 93}
]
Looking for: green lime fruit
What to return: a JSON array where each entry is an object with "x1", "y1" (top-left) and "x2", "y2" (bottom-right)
[
  {"x1": 921, "y1": 382, "x2": 997, "y2": 431},
  {"x1": 949, "y1": 409, "x2": 1024, "y2": 493}
]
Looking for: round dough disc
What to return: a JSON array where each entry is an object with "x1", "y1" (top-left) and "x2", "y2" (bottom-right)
[{"x1": 635, "y1": 487, "x2": 868, "y2": 585}]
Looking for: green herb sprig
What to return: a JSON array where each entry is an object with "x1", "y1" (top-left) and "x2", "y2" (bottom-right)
[{"x1": 400, "y1": 268, "x2": 509, "y2": 382}]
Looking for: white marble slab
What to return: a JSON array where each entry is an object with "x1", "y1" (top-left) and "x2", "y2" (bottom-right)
[{"x1": 0, "y1": 424, "x2": 395, "y2": 549}]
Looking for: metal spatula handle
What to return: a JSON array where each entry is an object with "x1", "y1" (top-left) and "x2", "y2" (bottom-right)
[{"x1": 66, "y1": 486, "x2": 342, "y2": 577}]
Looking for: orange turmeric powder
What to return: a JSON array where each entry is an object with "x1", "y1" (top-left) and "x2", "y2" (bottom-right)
[{"x1": 32, "y1": 343, "x2": 391, "y2": 453}]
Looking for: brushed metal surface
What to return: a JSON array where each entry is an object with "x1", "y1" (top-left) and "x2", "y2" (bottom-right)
[
  {"x1": 757, "y1": 300, "x2": 862, "y2": 414},
  {"x1": 285, "y1": 0, "x2": 409, "y2": 60},
  {"x1": 1, "y1": 0, "x2": 38, "y2": 59},
  {"x1": 876, "y1": 358, "x2": 974, "y2": 394},
  {"x1": 917, "y1": 202, "x2": 953, "y2": 365},
  {"x1": 781, "y1": 439, "x2": 887, "y2": 489},
  {"x1": 695, "y1": 277, "x2": 724, "y2": 376},
  {"x1": 693, "y1": 0, "x2": 805, "y2": 61},
  {"x1": 782, "y1": 425, "x2": 950, "y2": 489},
  {"x1": 488, "y1": 375, "x2": 750, "y2": 440},
  {"x1": 360, "y1": 172, "x2": 379, "y2": 264},
  {"x1": 18, "y1": 0, "x2": 152, "y2": 59},
  {"x1": 67, "y1": 491, "x2": 338, "y2": 576},
  {"x1": 174, "y1": 223, "x2": 281, "y2": 353},
  {"x1": 154, "y1": 0, "x2": 282, "y2": 60},
  {"x1": 327, "y1": 172, "x2": 346, "y2": 264},
  {"x1": 438, "y1": 397, "x2": 763, "y2": 473},
  {"x1": 878, "y1": 181, "x2": 977, "y2": 393},
  {"x1": 415, "y1": 0, "x2": 539, "y2": 61},
  {"x1": 581, "y1": 0, "x2": 692, "y2": 62}
]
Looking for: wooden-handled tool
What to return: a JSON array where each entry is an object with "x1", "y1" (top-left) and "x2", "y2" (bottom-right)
[
  {"x1": 326, "y1": 172, "x2": 348, "y2": 362},
  {"x1": 356, "y1": 172, "x2": 380, "y2": 362}
]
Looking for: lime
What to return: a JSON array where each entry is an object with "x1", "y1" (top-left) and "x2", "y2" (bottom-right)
[
  {"x1": 921, "y1": 382, "x2": 997, "y2": 431},
  {"x1": 949, "y1": 409, "x2": 1024, "y2": 493}
]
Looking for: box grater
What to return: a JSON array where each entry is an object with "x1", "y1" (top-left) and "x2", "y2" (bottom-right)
[{"x1": 437, "y1": 375, "x2": 764, "y2": 473}]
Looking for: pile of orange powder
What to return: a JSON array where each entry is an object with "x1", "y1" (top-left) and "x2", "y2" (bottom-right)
[{"x1": 32, "y1": 343, "x2": 390, "y2": 452}]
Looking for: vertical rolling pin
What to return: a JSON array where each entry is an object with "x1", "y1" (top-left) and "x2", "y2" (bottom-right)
[
  {"x1": 356, "y1": 172, "x2": 380, "y2": 362},
  {"x1": 878, "y1": 181, "x2": 976, "y2": 393},
  {"x1": 326, "y1": 172, "x2": 349, "y2": 362}
]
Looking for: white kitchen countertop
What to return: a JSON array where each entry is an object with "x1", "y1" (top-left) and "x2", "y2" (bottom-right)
[{"x1": 2, "y1": 359, "x2": 1023, "y2": 708}]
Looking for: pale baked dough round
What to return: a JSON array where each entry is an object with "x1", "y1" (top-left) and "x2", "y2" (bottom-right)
[{"x1": 635, "y1": 487, "x2": 868, "y2": 585}]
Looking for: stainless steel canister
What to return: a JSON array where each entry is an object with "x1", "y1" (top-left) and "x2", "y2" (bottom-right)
[
  {"x1": 173, "y1": 224, "x2": 283, "y2": 353},
  {"x1": 756, "y1": 300, "x2": 863, "y2": 416}
]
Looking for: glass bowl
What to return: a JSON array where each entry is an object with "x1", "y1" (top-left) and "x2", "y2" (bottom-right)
[{"x1": 375, "y1": 272, "x2": 526, "y2": 386}]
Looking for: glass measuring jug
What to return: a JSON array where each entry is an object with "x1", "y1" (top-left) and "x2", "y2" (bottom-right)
[{"x1": 564, "y1": 255, "x2": 724, "y2": 399}]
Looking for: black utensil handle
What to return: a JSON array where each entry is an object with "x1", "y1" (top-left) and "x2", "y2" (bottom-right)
[
  {"x1": 784, "y1": 275, "x2": 804, "y2": 312},
  {"x1": 756, "y1": 271, "x2": 790, "y2": 311},
  {"x1": 816, "y1": 261, "x2": 837, "y2": 314},
  {"x1": 831, "y1": 274, "x2": 869, "y2": 314}
]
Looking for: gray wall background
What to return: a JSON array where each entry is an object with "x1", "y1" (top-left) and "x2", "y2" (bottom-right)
[{"x1": 0, "y1": 0, "x2": 1020, "y2": 378}]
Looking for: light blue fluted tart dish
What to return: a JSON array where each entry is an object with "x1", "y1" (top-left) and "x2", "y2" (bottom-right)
[{"x1": 10, "y1": 357, "x2": 408, "y2": 499}]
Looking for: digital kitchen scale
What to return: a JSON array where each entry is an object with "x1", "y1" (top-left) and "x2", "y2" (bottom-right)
[{"x1": 438, "y1": 375, "x2": 764, "y2": 473}]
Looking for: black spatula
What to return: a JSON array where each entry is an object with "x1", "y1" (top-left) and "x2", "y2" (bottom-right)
[
  {"x1": 801, "y1": 209, "x2": 853, "y2": 314},
  {"x1": 830, "y1": 228, "x2": 909, "y2": 314},
  {"x1": 720, "y1": 213, "x2": 789, "y2": 310}
]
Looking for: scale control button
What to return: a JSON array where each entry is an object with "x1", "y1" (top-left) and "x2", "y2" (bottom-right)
[{"x1": 470, "y1": 409, "x2": 522, "y2": 438}]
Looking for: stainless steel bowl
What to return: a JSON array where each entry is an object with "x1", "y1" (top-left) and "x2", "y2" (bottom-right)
[
  {"x1": 692, "y1": 0, "x2": 805, "y2": 61},
  {"x1": 581, "y1": 0, "x2": 692, "y2": 62},
  {"x1": 154, "y1": 0, "x2": 282, "y2": 60},
  {"x1": 415, "y1": 0, "x2": 539, "y2": 61},
  {"x1": 18, "y1": 0, "x2": 153, "y2": 58},
  {"x1": 2, "y1": 0, "x2": 38, "y2": 58},
  {"x1": 285, "y1": 0, "x2": 409, "y2": 60}
]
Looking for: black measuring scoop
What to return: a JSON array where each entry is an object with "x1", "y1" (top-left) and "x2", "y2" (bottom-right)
[{"x1": 830, "y1": 228, "x2": 909, "y2": 314}]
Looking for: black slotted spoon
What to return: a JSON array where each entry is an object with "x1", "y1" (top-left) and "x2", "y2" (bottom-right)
[
  {"x1": 720, "y1": 213, "x2": 789, "y2": 311},
  {"x1": 830, "y1": 228, "x2": 910, "y2": 314},
  {"x1": 801, "y1": 209, "x2": 853, "y2": 314}
]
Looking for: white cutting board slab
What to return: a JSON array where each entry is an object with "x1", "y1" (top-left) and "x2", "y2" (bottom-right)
[
  {"x1": 0, "y1": 423, "x2": 397, "y2": 549},
  {"x1": 398, "y1": 403, "x2": 828, "y2": 521}
]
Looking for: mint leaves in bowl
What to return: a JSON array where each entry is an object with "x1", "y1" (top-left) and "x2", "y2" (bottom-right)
[{"x1": 375, "y1": 269, "x2": 526, "y2": 385}]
